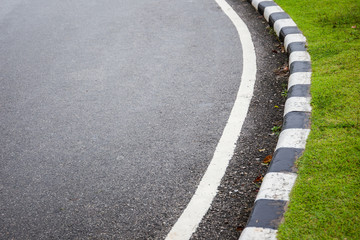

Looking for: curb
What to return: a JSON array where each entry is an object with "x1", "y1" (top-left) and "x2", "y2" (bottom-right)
[{"x1": 239, "y1": 1, "x2": 311, "y2": 239}]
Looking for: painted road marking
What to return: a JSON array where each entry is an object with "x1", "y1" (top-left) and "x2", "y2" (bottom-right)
[{"x1": 165, "y1": 0, "x2": 256, "y2": 239}]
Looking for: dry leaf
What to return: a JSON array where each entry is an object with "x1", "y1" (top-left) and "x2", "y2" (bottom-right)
[
  {"x1": 280, "y1": 45, "x2": 285, "y2": 53},
  {"x1": 263, "y1": 155, "x2": 272, "y2": 164},
  {"x1": 236, "y1": 226, "x2": 244, "y2": 232},
  {"x1": 254, "y1": 175, "x2": 263, "y2": 182}
]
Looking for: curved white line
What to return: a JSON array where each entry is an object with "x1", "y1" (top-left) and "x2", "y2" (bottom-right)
[{"x1": 165, "y1": 0, "x2": 257, "y2": 239}]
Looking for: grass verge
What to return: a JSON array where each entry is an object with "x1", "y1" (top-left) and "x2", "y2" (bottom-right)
[{"x1": 273, "y1": 0, "x2": 360, "y2": 239}]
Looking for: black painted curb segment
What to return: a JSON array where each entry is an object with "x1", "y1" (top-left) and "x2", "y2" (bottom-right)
[
  {"x1": 246, "y1": 199, "x2": 287, "y2": 229},
  {"x1": 279, "y1": 27, "x2": 301, "y2": 41},
  {"x1": 287, "y1": 42, "x2": 307, "y2": 54},
  {"x1": 290, "y1": 61, "x2": 311, "y2": 74},
  {"x1": 268, "y1": 148, "x2": 304, "y2": 173},
  {"x1": 240, "y1": 1, "x2": 312, "y2": 239},
  {"x1": 269, "y1": 12, "x2": 290, "y2": 27},
  {"x1": 257, "y1": 1, "x2": 277, "y2": 15},
  {"x1": 287, "y1": 85, "x2": 311, "y2": 98}
]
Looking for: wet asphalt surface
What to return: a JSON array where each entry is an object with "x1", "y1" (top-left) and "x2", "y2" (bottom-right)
[{"x1": 0, "y1": 0, "x2": 287, "y2": 239}]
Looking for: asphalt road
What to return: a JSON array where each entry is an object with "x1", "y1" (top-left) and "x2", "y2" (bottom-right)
[{"x1": 0, "y1": 0, "x2": 249, "y2": 239}]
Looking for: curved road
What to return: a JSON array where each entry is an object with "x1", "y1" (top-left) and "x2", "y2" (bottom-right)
[{"x1": 0, "y1": 0, "x2": 260, "y2": 239}]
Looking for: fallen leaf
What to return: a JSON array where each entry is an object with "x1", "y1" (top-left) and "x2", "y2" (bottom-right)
[
  {"x1": 236, "y1": 226, "x2": 244, "y2": 232},
  {"x1": 258, "y1": 148, "x2": 266, "y2": 152},
  {"x1": 263, "y1": 155, "x2": 272, "y2": 164},
  {"x1": 254, "y1": 175, "x2": 263, "y2": 182},
  {"x1": 274, "y1": 105, "x2": 279, "y2": 108}
]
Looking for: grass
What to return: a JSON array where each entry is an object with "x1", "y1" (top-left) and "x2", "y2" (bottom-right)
[
  {"x1": 271, "y1": 125, "x2": 282, "y2": 135},
  {"x1": 272, "y1": 0, "x2": 360, "y2": 239}
]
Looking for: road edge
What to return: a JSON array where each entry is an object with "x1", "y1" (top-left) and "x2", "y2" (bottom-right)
[
  {"x1": 165, "y1": 0, "x2": 257, "y2": 239},
  {"x1": 239, "y1": 1, "x2": 312, "y2": 239}
]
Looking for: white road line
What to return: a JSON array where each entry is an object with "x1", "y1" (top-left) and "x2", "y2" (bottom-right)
[{"x1": 165, "y1": 0, "x2": 257, "y2": 239}]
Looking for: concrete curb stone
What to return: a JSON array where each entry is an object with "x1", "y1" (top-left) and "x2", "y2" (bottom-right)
[{"x1": 239, "y1": 1, "x2": 312, "y2": 239}]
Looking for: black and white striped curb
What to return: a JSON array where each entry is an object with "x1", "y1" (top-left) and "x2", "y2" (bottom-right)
[{"x1": 239, "y1": 1, "x2": 311, "y2": 239}]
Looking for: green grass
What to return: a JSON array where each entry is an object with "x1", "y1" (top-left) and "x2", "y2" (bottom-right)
[{"x1": 273, "y1": 0, "x2": 360, "y2": 239}]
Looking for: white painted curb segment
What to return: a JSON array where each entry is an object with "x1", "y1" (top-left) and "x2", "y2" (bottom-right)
[
  {"x1": 284, "y1": 97, "x2": 312, "y2": 116},
  {"x1": 288, "y1": 72, "x2": 311, "y2": 89},
  {"x1": 275, "y1": 129, "x2": 310, "y2": 151},
  {"x1": 284, "y1": 34, "x2": 307, "y2": 51},
  {"x1": 255, "y1": 172, "x2": 297, "y2": 201},
  {"x1": 264, "y1": 6, "x2": 284, "y2": 22},
  {"x1": 241, "y1": 227, "x2": 278, "y2": 240},
  {"x1": 274, "y1": 19, "x2": 296, "y2": 36},
  {"x1": 289, "y1": 51, "x2": 311, "y2": 65},
  {"x1": 252, "y1": 0, "x2": 273, "y2": 10}
]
